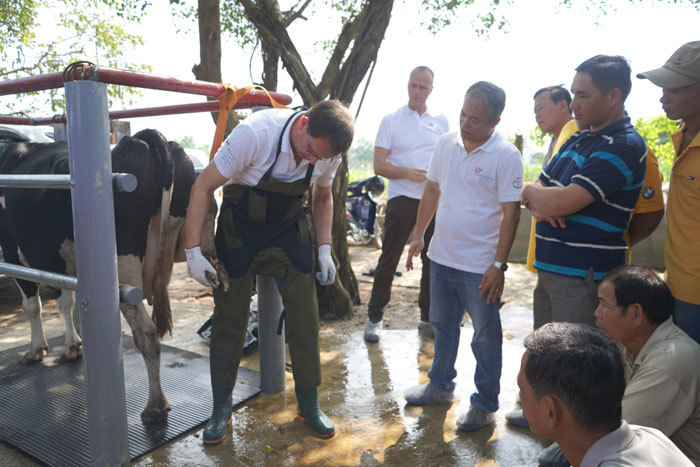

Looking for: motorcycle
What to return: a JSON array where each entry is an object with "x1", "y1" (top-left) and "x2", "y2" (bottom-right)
[{"x1": 346, "y1": 175, "x2": 385, "y2": 249}]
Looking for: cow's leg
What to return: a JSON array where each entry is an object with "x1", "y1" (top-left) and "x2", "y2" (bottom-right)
[
  {"x1": 16, "y1": 279, "x2": 48, "y2": 364},
  {"x1": 120, "y1": 301, "x2": 170, "y2": 423},
  {"x1": 118, "y1": 254, "x2": 170, "y2": 423},
  {"x1": 57, "y1": 289, "x2": 82, "y2": 361}
]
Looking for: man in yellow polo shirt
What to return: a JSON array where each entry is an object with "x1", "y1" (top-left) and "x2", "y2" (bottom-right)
[
  {"x1": 525, "y1": 92, "x2": 665, "y2": 281},
  {"x1": 638, "y1": 40, "x2": 700, "y2": 344}
]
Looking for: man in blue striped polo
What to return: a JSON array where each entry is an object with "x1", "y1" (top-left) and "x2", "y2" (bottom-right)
[{"x1": 521, "y1": 55, "x2": 646, "y2": 328}]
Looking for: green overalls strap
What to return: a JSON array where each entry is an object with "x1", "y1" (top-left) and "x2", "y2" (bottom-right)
[{"x1": 210, "y1": 110, "x2": 321, "y2": 391}]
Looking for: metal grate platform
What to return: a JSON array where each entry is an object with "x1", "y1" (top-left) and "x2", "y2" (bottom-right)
[{"x1": 0, "y1": 335, "x2": 260, "y2": 466}]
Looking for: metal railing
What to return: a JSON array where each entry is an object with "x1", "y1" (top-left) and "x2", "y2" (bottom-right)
[{"x1": 0, "y1": 63, "x2": 292, "y2": 465}]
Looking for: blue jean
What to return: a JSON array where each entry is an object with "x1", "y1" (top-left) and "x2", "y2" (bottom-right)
[
  {"x1": 427, "y1": 261, "x2": 502, "y2": 413},
  {"x1": 673, "y1": 298, "x2": 700, "y2": 345}
]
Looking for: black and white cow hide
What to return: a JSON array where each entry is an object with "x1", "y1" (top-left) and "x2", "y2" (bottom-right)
[{"x1": 0, "y1": 129, "x2": 196, "y2": 423}]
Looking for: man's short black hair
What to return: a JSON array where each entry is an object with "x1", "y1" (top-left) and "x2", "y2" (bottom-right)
[
  {"x1": 575, "y1": 55, "x2": 632, "y2": 103},
  {"x1": 600, "y1": 265, "x2": 674, "y2": 324},
  {"x1": 306, "y1": 99, "x2": 355, "y2": 155},
  {"x1": 534, "y1": 85, "x2": 572, "y2": 110},
  {"x1": 466, "y1": 81, "x2": 506, "y2": 122},
  {"x1": 524, "y1": 322, "x2": 625, "y2": 433}
]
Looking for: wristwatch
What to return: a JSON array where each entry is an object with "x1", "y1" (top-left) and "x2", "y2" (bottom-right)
[{"x1": 493, "y1": 261, "x2": 508, "y2": 272}]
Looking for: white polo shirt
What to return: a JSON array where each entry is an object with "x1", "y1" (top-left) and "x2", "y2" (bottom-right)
[
  {"x1": 581, "y1": 421, "x2": 693, "y2": 466},
  {"x1": 213, "y1": 108, "x2": 340, "y2": 187},
  {"x1": 375, "y1": 105, "x2": 449, "y2": 200},
  {"x1": 426, "y1": 131, "x2": 523, "y2": 274}
]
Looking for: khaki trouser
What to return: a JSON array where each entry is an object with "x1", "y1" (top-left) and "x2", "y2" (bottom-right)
[{"x1": 210, "y1": 247, "x2": 321, "y2": 390}]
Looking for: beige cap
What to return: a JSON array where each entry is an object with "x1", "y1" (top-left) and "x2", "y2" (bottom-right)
[{"x1": 637, "y1": 41, "x2": 700, "y2": 89}]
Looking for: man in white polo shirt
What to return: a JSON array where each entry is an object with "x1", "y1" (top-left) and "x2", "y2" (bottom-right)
[
  {"x1": 403, "y1": 81, "x2": 523, "y2": 431},
  {"x1": 364, "y1": 66, "x2": 449, "y2": 343}
]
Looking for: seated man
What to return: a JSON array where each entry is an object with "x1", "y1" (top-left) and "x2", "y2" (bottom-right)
[
  {"x1": 518, "y1": 322, "x2": 693, "y2": 467},
  {"x1": 513, "y1": 266, "x2": 700, "y2": 465}
]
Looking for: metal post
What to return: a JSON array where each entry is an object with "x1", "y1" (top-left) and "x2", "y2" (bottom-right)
[
  {"x1": 256, "y1": 275, "x2": 286, "y2": 393},
  {"x1": 52, "y1": 123, "x2": 67, "y2": 142},
  {"x1": 65, "y1": 80, "x2": 130, "y2": 466}
]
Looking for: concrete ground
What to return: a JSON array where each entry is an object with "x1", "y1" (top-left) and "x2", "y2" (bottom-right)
[{"x1": 0, "y1": 250, "x2": 549, "y2": 466}]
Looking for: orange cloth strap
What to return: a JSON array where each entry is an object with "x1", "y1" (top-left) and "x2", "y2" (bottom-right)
[{"x1": 209, "y1": 84, "x2": 287, "y2": 160}]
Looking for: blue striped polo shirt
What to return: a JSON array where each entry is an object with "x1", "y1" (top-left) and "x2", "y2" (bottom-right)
[{"x1": 534, "y1": 117, "x2": 646, "y2": 280}]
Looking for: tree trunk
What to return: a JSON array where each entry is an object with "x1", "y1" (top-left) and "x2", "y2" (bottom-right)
[
  {"x1": 198, "y1": 0, "x2": 394, "y2": 319},
  {"x1": 260, "y1": 35, "x2": 279, "y2": 91},
  {"x1": 193, "y1": 0, "x2": 239, "y2": 134}
]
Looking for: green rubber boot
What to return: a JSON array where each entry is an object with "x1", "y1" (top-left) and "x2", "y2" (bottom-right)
[
  {"x1": 295, "y1": 387, "x2": 335, "y2": 438},
  {"x1": 203, "y1": 388, "x2": 233, "y2": 444}
]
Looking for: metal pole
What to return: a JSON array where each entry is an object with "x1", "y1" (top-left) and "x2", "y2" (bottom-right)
[
  {"x1": 65, "y1": 80, "x2": 130, "y2": 466},
  {"x1": 53, "y1": 123, "x2": 68, "y2": 142},
  {"x1": 256, "y1": 275, "x2": 286, "y2": 393},
  {"x1": 0, "y1": 262, "x2": 77, "y2": 290}
]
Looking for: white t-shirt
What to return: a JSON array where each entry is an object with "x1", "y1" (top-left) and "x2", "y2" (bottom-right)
[
  {"x1": 427, "y1": 131, "x2": 523, "y2": 274},
  {"x1": 375, "y1": 105, "x2": 449, "y2": 200},
  {"x1": 213, "y1": 108, "x2": 340, "y2": 187}
]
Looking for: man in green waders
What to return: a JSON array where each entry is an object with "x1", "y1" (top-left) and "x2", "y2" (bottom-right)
[{"x1": 184, "y1": 100, "x2": 354, "y2": 444}]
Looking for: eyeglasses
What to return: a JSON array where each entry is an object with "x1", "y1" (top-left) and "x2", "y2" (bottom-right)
[{"x1": 307, "y1": 132, "x2": 340, "y2": 161}]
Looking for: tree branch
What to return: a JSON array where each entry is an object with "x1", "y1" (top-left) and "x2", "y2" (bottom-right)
[
  {"x1": 282, "y1": 0, "x2": 312, "y2": 25},
  {"x1": 239, "y1": 0, "x2": 320, "y2": 104},
  {"x1": 317, "y1": 9, "x2": 364, "y2": 98}
]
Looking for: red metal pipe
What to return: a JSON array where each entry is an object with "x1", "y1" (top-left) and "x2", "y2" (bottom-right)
[
  {"x1": 0, "y1": 72, "x2": 64, "y2": 96},
  {"x1": 0, "y1": 96, "x2": 287, "y2": 126},
  {"x1": 1, "y1": 65, "x2": 292, "y2": 105}
]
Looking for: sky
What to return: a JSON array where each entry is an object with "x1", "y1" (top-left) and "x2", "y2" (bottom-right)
[{"x1": 9, "y1": 0, "x2": 700, "y2": 159}]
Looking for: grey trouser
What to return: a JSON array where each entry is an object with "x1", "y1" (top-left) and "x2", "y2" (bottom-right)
[{"x1": 533, "y1": 269, "x2": 598, "y2": 329}]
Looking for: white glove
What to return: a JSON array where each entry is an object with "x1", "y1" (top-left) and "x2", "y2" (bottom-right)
[
  {"x1": 184, "y1": 246, "x2": 219, "y2": 288},
  {"x1": 315, "y1": 243, "x2": 336, "y2": 286}
]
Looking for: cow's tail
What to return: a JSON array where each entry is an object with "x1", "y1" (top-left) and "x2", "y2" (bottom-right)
[{"x1": 133, "y1": 129, "x2": 174, "y2": 338}]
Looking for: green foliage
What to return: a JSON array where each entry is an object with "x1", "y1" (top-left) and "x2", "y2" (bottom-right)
[
  {"x1": 635, "y1": 115, "x2": 679, "y2": 181},
  {"x1": 176, "y1": 135, "x2": 210, "y2": 154},
  {"x1": 523, "y1": 164, "x2": 541, "y2": 183},
  {"x1": 0, "y1": 0, "x2": 150, "y2": 116},
  {"x1": 420, "y1": 0, "x2": 509, "y2": 36},
  {"x1": 347, "y1": 136, "x2": 374, "y2": 182},
  {"x1": 529, "y1": 125, "x2": 548, "y2": 148}
]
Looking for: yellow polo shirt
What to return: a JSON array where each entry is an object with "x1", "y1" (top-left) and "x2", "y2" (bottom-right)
[
  {"x1": 665, "y1": 123, "x2": 700, "y2": 304},
  {"x1": 525, "y1": 120, "x2": 664, "y2": 273}
]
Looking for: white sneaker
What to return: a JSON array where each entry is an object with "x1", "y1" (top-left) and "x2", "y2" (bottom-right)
[
  {"x1": 456, "y1": 406, "x2": 495, "y2": 431},
  {"x1": 364, "y1": 319, "x2": 382, "y2": 342},
  {"x1": 404, "y1": 382, "x2": 454, "y2": 405}
]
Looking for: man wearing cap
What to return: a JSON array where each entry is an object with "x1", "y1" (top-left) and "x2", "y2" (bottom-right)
[{"x1": 638, "y1": 41, "x2": 700, "y2": 344}]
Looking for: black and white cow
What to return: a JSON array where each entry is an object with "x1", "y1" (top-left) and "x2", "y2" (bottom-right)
[{"x1": 0, "y1": 129, "x2": 196, "y2": 423}]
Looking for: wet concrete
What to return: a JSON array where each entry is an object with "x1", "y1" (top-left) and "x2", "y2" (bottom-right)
[{"x1": 0, "y1": 261, "x2": 550, "y2": 466}]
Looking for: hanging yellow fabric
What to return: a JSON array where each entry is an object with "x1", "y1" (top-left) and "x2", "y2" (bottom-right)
[{"x1": 209, "y1": 84, "x2": 287, "y2": 160}]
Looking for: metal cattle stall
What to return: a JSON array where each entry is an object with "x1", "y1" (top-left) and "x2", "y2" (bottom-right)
[{"x1": 0, "y1": 64, "x2": 291, "y2": 465}]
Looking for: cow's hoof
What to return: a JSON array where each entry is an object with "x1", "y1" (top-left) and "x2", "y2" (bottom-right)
[
  {"x1": 141, "y1": 402, "x2": 171, "y2": 424},
  {"x1": 60, "y1": 344, "x2": 83, "y2": 362},
  {"x1": 20, "y1": 348, "x2": 47, "y2": 364}
]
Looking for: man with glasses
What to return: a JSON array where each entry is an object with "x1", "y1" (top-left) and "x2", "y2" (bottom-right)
[
  {"x1": 185, "y1": 100, "x2": 354, "y2": 444},
  {"x1": 364, "y1": 65, "x2": 449, "y2": 343}
]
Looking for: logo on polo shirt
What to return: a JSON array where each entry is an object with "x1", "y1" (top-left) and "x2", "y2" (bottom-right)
[
  {"x1": 512, "y1": 177, "x2": 523, "y2": 189},
  {"x1": 642, "y1": 186, "x2": 655, "y2": 199},
  {"x1": 473, "y1": 166, "x2": 494, "y2": 181}
]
